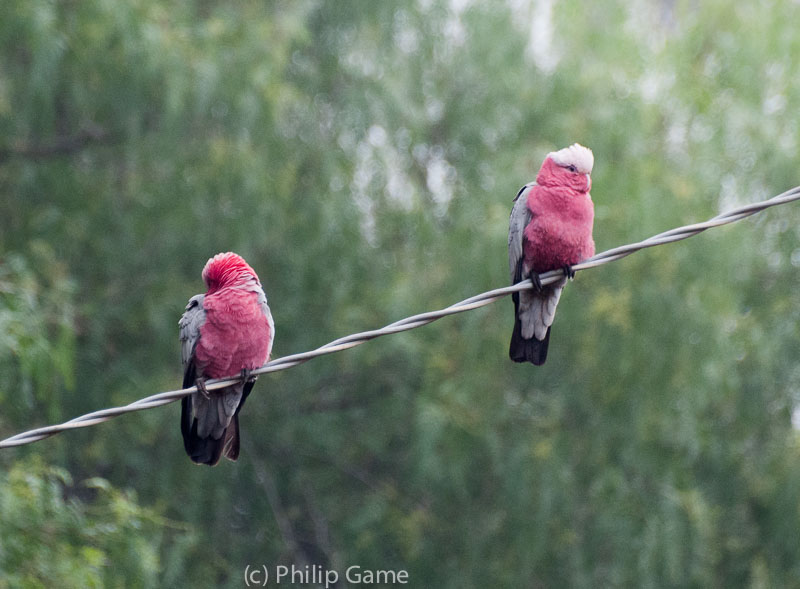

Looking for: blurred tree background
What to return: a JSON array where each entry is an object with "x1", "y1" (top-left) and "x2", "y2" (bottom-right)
[{"x1": 2, "y1": 0, "x2": 800, "y2": 586}]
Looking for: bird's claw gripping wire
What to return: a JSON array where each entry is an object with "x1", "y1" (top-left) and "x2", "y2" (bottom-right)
[
  {"x1": 530, "y1": 272, "x2": 544, "y2": 292},
  {"x1": 195, "y1": 377, "x2": 210, "y2": 399},
  {"x1": 562, "y1": 264, "x2": 576, "y2": 280},
  {"x1": 240, "y1": 368, "x2": 256, "y2": 384}
]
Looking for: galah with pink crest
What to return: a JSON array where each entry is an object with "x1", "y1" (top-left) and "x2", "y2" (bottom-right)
[
  {"x1": 179, "y1": 252, "x2": 274, "y2": 465},
  {"x1": 508, "y1": 143, "x2": 595, "y2": 365}
]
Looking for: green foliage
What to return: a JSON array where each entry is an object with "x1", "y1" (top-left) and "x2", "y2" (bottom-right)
[
  {"x1": 1, "y1": 0, "x2": 800, "y2": 586},
  {"x1": 0, "y1": 458, "x2": 184, "y2": 588},
  {"x1": 0, "y1": 250, "x2": 76, "y2": 427}
]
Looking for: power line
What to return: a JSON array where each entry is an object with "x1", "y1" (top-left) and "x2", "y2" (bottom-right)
[{"x1": 2, "y1": 185, "x2": 800, "y2": 449}]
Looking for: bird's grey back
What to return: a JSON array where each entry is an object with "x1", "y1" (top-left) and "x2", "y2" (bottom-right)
[
  {"x1": 508, "y1": 183, "x2": 534, "y2": 282},
  {"x1": 179, "y1": 293, "x2": 206, "y2": 372}
]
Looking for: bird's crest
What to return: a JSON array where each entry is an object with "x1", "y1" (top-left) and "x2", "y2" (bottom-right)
[
  {"x1": 202, "y1": 252, "x2": 260, "y2": 290},
  {"x1": 547, "y1": 143, "x2": 594, "y2": 174}
]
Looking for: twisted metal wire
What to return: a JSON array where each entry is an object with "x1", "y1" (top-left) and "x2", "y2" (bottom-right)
[{"x1": 2, "y1": 185, "x2": 800, "y2": 449}]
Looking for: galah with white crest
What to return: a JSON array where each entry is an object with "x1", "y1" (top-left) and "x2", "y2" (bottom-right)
[{"x1": 508, "y1": 143, "x2": 595, "y2": 365}]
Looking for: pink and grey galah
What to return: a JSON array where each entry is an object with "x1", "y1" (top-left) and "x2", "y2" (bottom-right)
[
  {"x1": 179, "y1": 252, "x2": 274, "y2": 465},
  {"x1": 508, "y1": 143, "x2": 595, "y2": 365}
]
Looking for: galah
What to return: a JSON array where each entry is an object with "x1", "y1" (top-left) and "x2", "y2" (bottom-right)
[
  {"x1": 508, "y1": 143, "x2": 595, "y2": 365},
  {"x1": 179, "y1": 252, "x2": 274, "y2": 465}
]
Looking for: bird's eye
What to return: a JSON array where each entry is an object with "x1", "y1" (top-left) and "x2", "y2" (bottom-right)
[{"x1": 567, "y1": 164, "x2": 577, "y2": 173}]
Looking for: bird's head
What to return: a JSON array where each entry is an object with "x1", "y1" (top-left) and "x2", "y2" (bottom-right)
[
  {"x1": 201, "y1": 252, "x2": 260, "y2": 293},
  {"x1": 538, "y1": 143, "x2": 594, "y2": 193}
]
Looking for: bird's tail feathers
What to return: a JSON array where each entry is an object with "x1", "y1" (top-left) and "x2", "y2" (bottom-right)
[
  {"x1": 222, "y1": 415, "x2": 241, "y2": 461},
  {"x1": 180, "y1": 380, "x2": 255, "y2": 466},
  {"x1": 181, "y1": 395, "x2": 227, "y2": 465},
  {"x1": 509, "y1": 317, "x2": 550, "y2": 365},
  {"x1": 509, "y1": 277, "x2": 565, "y2": 365}
]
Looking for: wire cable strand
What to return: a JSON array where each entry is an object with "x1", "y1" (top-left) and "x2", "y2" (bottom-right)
[{"x1": 2, "y1": 185, "x2": 800, "y2": 448}]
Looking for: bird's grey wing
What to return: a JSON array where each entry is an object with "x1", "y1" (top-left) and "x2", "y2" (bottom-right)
[
  {"x1": 508, "y1": 182, "x2": 535, "y2": 283},
  {"x1": 256, "y1": 287, "x2": 275, "y2": 355},
  {"x1": 180, "y1": 292, "x2": 232, "y2": 465},
  {"x1": 508, "y1": 181, "x2": 563, "y2": 342},
  {"x1": 179, "y1": 293, "x2": 206, "y2": 388}
]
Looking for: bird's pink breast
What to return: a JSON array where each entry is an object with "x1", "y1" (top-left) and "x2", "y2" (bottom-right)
[
  {"x1": 523, "y1": 184, "x2": 595, "y2": 273},
  {"x1": 194, "y1": 288, "x2": 272, "y2": 379}
]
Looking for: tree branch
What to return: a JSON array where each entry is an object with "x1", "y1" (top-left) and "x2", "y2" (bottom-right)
[{"x1": 0, "y1": 124, "x2": 113, "y2": 163}]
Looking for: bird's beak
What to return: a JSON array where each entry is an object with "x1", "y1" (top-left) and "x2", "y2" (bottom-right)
[{"x1": 586, "y1": 174, "x2": 592, "y2": 192}]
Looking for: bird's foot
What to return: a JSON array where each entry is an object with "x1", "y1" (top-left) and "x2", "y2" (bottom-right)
[
  {"x1": 530, "y1": 272, "x2": 544, "y2": 292},
  {"x1": 239, "y1": 368, "x2": 256, "y2": 384},
  {"x1": 195, "y1": 377, "x2": 211, "y2": 400},
  {"x1": 562, "y1": 264, "x2": 576, "y2": 280}
]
